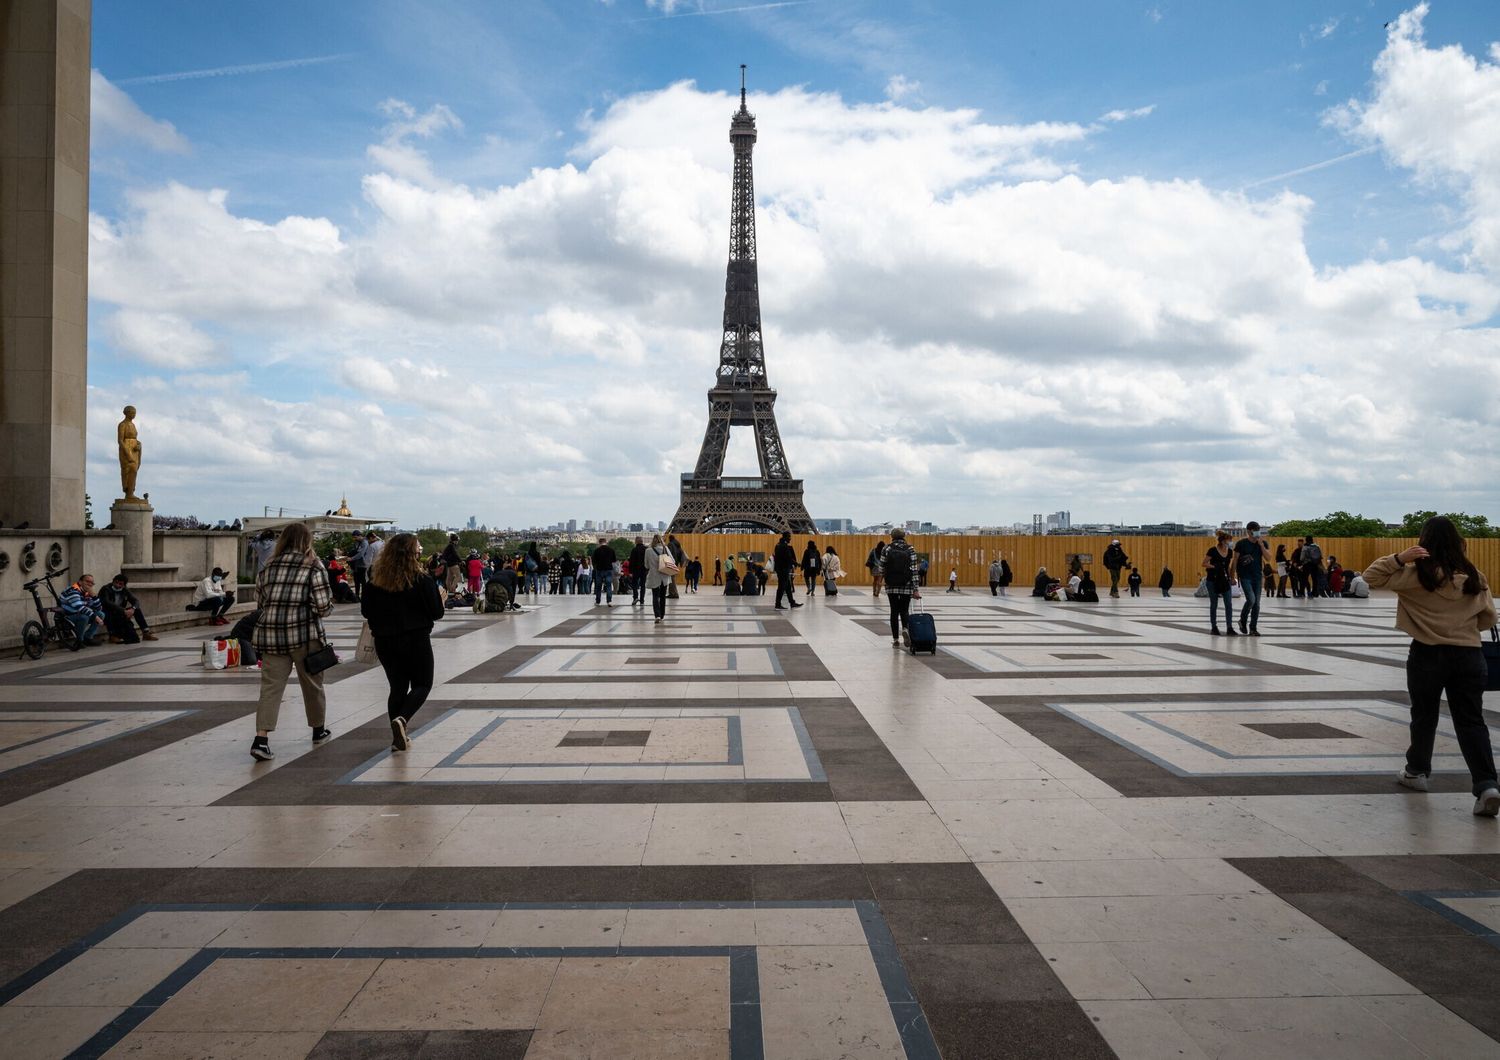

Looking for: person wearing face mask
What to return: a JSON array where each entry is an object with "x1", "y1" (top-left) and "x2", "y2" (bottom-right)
[{"x1": 186, "y1": 567, "x2": 236, "y2": 625}]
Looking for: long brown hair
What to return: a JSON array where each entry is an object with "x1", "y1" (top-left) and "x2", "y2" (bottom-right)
[
  {"x1": 369, "y1": 532, "x2": 423, "y2": 592},
  {"x1": 272, "y1": 522, "x2": 313, "y2": 560},
  {"x1": 1415, "y1": 516, "x2": 1483, "y2": 595}
]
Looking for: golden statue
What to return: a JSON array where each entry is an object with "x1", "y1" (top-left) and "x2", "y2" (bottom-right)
[{"x1": 117, "y1": 405, "x2": 143, "y2": 502}]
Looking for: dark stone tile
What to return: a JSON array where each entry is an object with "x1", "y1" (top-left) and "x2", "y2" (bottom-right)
[
  {"x1": 1431, "y1": 993, "x2": 1500, "y2": 1043},
  {"x1": 0, "y1": 869, "x2": 184, "y2": 949},
  {"x1": 417, "y1": 1030, "x2": 532, "y2": 1060},
  {"x1": 1336, "y1": 855, "x2": 1500, "y2": 893},
  {"x1": 752, "y1": 864, "x2": 872, "y2": 901},
  {"x1": 925, "y1": 1001, "x2": 1116, "y2": 1059},
  {"x1": 634, "y1": 865, "x2": 753, "y2": 902},
  {"x1": 268, "y1": 868, "x2": 417, "y2": 904},
  {"x1": 879, "y1": 901, "x2": 1027, "y2": 945},
  {"x1": 307, "y1": 1030, "x2": 426, "y2": 1059},
  {"x1": 1355, "y1": 936, "x2": 1500, "y2": 997},
  {"x1": 903, "y1": 944, "x2": 1069, "y2": 1003},
  {"x1": 1281, "y1": 891, "x2": 1471, "y2": 940},
  {"x1": 1446, "y1": 855, "x2": 1500, "y2": 884},
  {"x1": 157, "y1": 867, "x2": 291, "y2": 904},
  {"x1": 0, "y1": 944, "x2": 62, "y2": 991},
  {"x1": 1229, "y1": 857, "x2": 1389, "y2": 896},
  {"x1": 865, "y1": 863, "x2": 998, "y2": 902}
]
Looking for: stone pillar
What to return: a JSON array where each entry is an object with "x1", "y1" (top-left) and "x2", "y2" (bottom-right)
[
  {"x1": 110, "y1": 499, "x2": 152, "y2": 565},
  {"x1": 0, "y1": 0, "x2": 91, "y2": 531}
]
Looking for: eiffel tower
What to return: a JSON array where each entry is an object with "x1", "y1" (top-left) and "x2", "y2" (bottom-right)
[{"x1": 670, "y1": 68, "x2": 815, "y2": 535}]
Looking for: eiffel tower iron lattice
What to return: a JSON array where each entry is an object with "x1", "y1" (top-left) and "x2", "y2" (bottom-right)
[{"x1": 669, "y1": 68, "x2": 815, "y2": 535}]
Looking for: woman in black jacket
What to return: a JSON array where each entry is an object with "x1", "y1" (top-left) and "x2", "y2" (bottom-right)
[
  {"x1": 361, "y1": 533, "x2": 445, "y2": 751},
  {"x1": 801, "y1": 539, "x2": 822, "y2": 597}
]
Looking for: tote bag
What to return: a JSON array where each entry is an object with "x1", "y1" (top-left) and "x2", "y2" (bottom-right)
[{"x1": 1484, "y1": 627, "x2": 1500, "y2": 692}]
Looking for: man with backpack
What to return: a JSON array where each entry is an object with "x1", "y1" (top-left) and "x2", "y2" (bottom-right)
[
  {"x1": 879, "y1": 529, "x2": 920, "y2": 647},
  {"x1": 1102, "y1": 539, "x2": 1130, "y2": 598},
  {"x1": 628, "y1": 537, "x2": 648, "y2": 606},
  {"x1": 1301, "y1": 536, "x2": 1326, "y2": 597},
  {"x1": 1233, "y1": 521, "x2": 1272, "y2": 635}
]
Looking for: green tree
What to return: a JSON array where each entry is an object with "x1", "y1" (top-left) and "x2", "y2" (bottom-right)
[
  {"x1": 1269, "y1": 512, "x2": 1391, "y2": 538},
  {"x1": 1399, "y1": 511, "x2": 1500, "y2": 538},
  {"x1": 416, "y1": 528, "x2": 448, "y2": 556},
  {"x1": 609, "y1": 537, "x2": 634, "y2": 558},
  {"x1": 457, "y1": 530, "x2": 489, "y2": 554},
  {"x1": 84, "y1": 493, "x2": 94, "y2": 530}
]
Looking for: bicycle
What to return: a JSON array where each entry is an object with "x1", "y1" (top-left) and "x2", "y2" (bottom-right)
[{"x1": 19, "y1": 567, "x2": 83, "y2": 660}]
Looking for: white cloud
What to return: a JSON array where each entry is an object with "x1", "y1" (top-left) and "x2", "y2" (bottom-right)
[
  {"x1": 104, "y1": 309, "x2": 215, "y2": 368},
  {"x1": 1314, "y1": 79, "x2": 1330, "y2": 95},
  {"x1": 85, "y1": 73, "x2": 1500, "y2": 526},
  {"x1": 1326, "y1": 3, "x2": 1500, "y2": 272},
  {"x1": 884, "y1": 74, "x2": 920, "y2": 101},
  {"x1": 90, "y1": 70, "x2": 188, "y2": 154},
  {"x1": 367, "y1": 99, "x2": 464, "y2": 188},
  {"x1": 1099, "y1": 104, "x2": 1156, "y2": 123}
]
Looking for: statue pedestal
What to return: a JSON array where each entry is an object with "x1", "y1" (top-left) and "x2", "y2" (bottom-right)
[{"x1": 111, "y1": 500, "x2": 154, "y2": 565}]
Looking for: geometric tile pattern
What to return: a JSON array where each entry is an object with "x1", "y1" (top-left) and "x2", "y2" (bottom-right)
[{"x1": 1, "y1": 587, "x2": 1497, "y2": 1056}]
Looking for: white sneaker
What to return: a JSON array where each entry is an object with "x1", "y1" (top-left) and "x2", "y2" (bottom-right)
[
  {"x1": 1396, "y1": 769, "x2": 1428, "y2": 792},
  {"x1": 1475, "y1": 788, "x2": 1500, "y2": 817}
]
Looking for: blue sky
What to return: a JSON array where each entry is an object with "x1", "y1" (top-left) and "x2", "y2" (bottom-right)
[{"x1": 86, "y1": 1, "x2": 1500, "y2": 528}]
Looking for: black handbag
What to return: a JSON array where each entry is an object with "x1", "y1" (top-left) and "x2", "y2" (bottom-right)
[
  {"x1": 302, "y1": 620, "x2": 340, "y2": 676},
  {"x1": 1484, "y1": 626, "x2": 1500, "y2": 692}
]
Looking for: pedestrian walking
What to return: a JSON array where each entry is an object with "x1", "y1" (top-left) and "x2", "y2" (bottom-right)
[
  {"x1": 868, "y1": 540, "x2": 886, "y2": 599},
  {"x1": 686, "y1": 556, "x2": 703, "y2": 592},
  {"x1": 1365, "y1": 516, "x2": 1499, "y2": 817},
  {"x1": 801, "y1": 539, "x2": 821, "y2": 597},
  {"x1": 440, "y1": 534, "x2": 464, "y2": 594},
  {"x1": 946, "y1": 566, "x2": 959, "y2": 593},
  {"x1": 1103, "y1": 539, "x2": 1130, "y2": 598},
  {"x1": 1202, "y1": 530, "x2": 1237, "y2": 636},
  {"x1": 1302, "y1": 536, "x2": 1327, "y2": 597},
  {"x1": 1275, "y1": 544, "x2": 1290, "y2": 597},
  {"x1": 880, "y1": 529, "x2": 919, "y2": 647},
  {"x1": 1159, "y1": 565, "x2": 1174, "y2": 597},
  {"x1": 361, "y1": 532, "x2": 445, "y2": 752},
  {"x1": 249, "y1": 522, "x2": 334, "y2": 761},
  {"x1": 645, "y1": 533, "x2": 676, "y2": 624},
  {"x1": 822, "y1": 545, "x2": 843, "y2": 595},
  {"x1": 773, "y1": 531, "x2": 802, "y2": 609},
  {"x1": 713, "y1": 558, "x2": 723, "y2": 586},
  {"x1": 591, "y1": 538, "x2": 617, "y2": 605},
  {"x1": 988, "y1": 557, "x2": 1004, "y2": 596},
  {"x1": 629, "y1": 537, "x2": 648, "y2": 606},
  {"x1": 1127, "y1": 567, "x2": 1142, "y2": 597},
  {"x1": 1234, "y1": 521, "x2": 1272, "y2": 635}
]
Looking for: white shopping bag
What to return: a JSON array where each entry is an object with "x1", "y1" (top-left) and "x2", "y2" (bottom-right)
[
  {"x1": 354, "y1": 621, "x2": 377, "y2": 665},
  {"x1": 201, "y1": 639, "x2": 236, "y2": 670}
]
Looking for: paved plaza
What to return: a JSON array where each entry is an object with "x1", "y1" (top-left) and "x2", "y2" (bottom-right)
[{"x1": 0, "y1": 589, "x2": 1497, "y2": 1059}]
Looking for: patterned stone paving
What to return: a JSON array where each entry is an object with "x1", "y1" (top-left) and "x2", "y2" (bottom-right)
[{"x1": 0, "y1": 590, "x2": 1496, "y2": 1057}]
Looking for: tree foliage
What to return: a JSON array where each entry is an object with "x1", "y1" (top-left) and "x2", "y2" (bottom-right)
[
  {"x1": 1269, "y1": 511, "x2": 1499, "y2": 539},
  {"x1": 1397, "y1": 511, "x2": 1500, "y2": 538}
]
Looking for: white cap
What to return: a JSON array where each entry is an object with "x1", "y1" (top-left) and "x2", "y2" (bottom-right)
[{"x1": 1111, "y1": 539, "x2": 1120, "y2": 545}]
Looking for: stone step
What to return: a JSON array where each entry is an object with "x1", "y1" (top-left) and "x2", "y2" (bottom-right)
[{"x1": 119, "y1": 562, "x2": 181, "y2": 584}]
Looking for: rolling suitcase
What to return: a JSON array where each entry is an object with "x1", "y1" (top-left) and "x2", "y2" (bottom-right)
[{"x1": 907, "y1": 599, "x2": 937, "y2": 654}]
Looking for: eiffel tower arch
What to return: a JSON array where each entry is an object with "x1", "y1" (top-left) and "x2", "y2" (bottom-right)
[{"x1": 669, "y1": 68, "x2": 815, "y2": 536}]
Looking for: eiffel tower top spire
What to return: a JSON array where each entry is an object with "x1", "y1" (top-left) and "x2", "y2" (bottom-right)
[{"x1": 721, "y1": 64, "x2": 764, "y2": 391}]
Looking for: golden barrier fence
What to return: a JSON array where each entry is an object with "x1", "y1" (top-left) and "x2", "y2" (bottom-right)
[{"x1": 664, "y1": 533, "x2": 1500, "y2": 588}]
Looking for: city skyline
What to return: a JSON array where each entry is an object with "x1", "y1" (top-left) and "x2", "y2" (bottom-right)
[{"x1": 85, "y1": 2, "x2": 1500, "y2": 528}]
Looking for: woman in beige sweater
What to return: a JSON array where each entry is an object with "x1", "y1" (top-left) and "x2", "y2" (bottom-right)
[{"x1": 1364, "y1": 516, "x2": 1498, "y2": 817}]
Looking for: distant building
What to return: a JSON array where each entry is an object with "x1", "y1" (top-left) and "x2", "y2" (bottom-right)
[
  {"x1": 566, "y1": 519, "x2": 577, "y2": 532},
  {"x1": 814, "y1": 518, "x2": 854, "y2": 534},
  {"x1": 466, "y1": 515, "x2": 477, "y2": 531},
  {"x1": 904, "y1": 520, "x2": 921, "y2": 532}
]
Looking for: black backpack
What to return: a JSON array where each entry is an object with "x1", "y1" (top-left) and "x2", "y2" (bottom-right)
[
  {"x1": 1301, "y1": 542, "x2": 1322, "y2": 565},
  {"x1": 884, "y1": 546, "x2": 912, "y2": 588}
]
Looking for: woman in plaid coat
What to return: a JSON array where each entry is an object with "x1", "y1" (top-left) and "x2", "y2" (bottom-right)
[{"x1": 250, "y1": 522, "x2": 334, "y2": 761}]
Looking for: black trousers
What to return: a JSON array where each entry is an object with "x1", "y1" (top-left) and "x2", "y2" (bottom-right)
[
  {"x1": 104, "y1": 606, "x2": 150, "y2": 642},
  {"x1": 374, "y1": 631, "x2": 435, "y2": 724},
  {"x1": 351, "y1": 566, "x2": 366, "y2": 599},
  {"x1": 775, "y1": 570, "x2": 797, "y2": 607},
  {"x1": 651, "y1": 584, "x2": 667, "y2": 619},
  {"x1": 803, "y1": 572, "x2": 816, "y2": 594},
  {"x1": 1405, "y1": 642, "x2": 1496, "y2": 795},
  {"x1": 187, "y1": 592, "x2": 234, "y2": 618},
  {"x1": 887, "y1": 593, "x2": 912, "y2": 640}
]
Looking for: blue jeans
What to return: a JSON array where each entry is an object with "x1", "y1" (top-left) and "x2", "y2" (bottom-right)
[
  {"x1": 1238, "y1": 572, "x2": 1262, "y2": 630},
  {"x1": 562, "y1": 576, "x2": 574, "y2": 595},
  {"x1": 577, "y1": 573, "x2": 591, "y2": 594},
  {"x1": 595, "y1": 571, "x2": 613, "y2": 604},
  {"x1": 67, "y1": 612, "x2": 102, "y2": 643},
  {"x1": 632, "y1": 571, "x2": 646, "y2": 603},
  {"x1": 1208, "y1": 587, "x2": 1233, "y2": 630},
  {"x1": 526, "y1": 570, "x2": 541, "y2": 594}
]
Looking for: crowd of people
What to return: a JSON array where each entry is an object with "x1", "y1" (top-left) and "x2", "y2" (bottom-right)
[{"x1": 39, "y1": 512, "x2": 1499, "y2": 818}]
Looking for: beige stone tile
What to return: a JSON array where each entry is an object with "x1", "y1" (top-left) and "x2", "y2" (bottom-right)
[
  {"x1": 212, "y1": 909, "x2": 373, "y2": 948},
  {"x1": 978, "y1": 858, "x2": 1268, "y2": 899},
  {"x1": 104, "y1": 1030, "x2": 325, "y2": 1059},
  {"x1": 1005, "y1": 894, "x2": 1332, "y2": 944},
  {"x1": 838, "y1": 800, "x2": 967, "y2": 862},
  {"x1": 620, "y1": 908, "x2": 757, "y2": 947},
  {"x1": 753, "y1": 907, "x2": 868, "y2": 947},
  {"x1": 1105, "y1": 937, "x2": 1419, "y2": 1000},
  {"x1": 524, "y1": 1027, "x2": 728, "y2": 1059},
  {"x1": 345, "y1": 908, "x2": 501, "y2": 949},
  {"x1": 487, "y1": 907, "x2": 627, "y2": 949},
  {"x1": 336, "y1": 957, "x2": 557, "y2": 1030},
  {"x1": 96, "y1": 911, "x2": 245, "y2": 949},
  {"x1": 1354, "y1": 994, "x2": 1500, "y2": 1058},
  {"x1": 0, "y1": 1005, "x2": 122, "y2": 1058},
  {"x1": 536, "y1": 956, "x2": 729, "y2": 1032},
  {"x1": 1162, "y1": 996, "x2": 1460, "y2": 1059},
  {"x1": 136, "y1": 958, "x2": 380, "y2": 1033},
  {"x1": 15, "y1": 946, "x2": 197, "y2": 1006},
  {"x1": 757, "y1": 945, "x2": 903, "y2": 1059},
  {"x1": 1080, "y1": 1000, "x2": 1210, "y2": 1060},
  {"x1": 1036, "y1": 943, "x2": 1151, "y2": 1000}
]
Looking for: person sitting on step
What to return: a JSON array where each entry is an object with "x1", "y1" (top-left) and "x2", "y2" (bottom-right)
[{"x1": 186, "y1": 567, "x2": 235, "y2": 625}]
